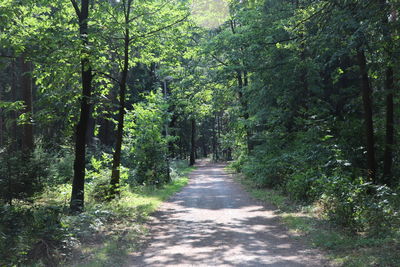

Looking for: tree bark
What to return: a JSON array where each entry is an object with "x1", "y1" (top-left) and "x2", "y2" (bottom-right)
[
  {"x1": 70, "y1": 0, "x2": 93, "y2": 213},
  {"x1": 11, "y1": 60, "x2": 18, "y2": 150},
  {"x1": 383, "y1": 66, "x2": 394, "y2": 184},
  {"x1": 0, "y1": 84, "x2": 3, "y2": 147},
  {"x1": 20, "y1": 54, "x2": 34, "y2": 152},
  {"x1": 237, "y1": 71, "x2": 252, "y2": 152},
  {"x1": 110, "y1": 0, "x2": 132, "y2": 198},
  {"x1": 357, "y1": 49, "x2": 376, "y2": 183},
  {"x1": 380, "y1": 0, "x2": 395, "y2": 185},
  {"x1": 85, "y1": 107, "x2": 95, "y2": 146},
  {"x1": 189, "y1": 118, "x2": 196, "y2": 166}
]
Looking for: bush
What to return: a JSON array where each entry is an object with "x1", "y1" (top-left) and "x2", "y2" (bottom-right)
[
  {"x1": 0, "y1": 146, "x2": 50, "y2": 203},
  {"x1": 320, "y1": 176, "x2": 400, "y2": 234},
  {"x1": 124, "y1": 91, "x2": 170, "y2": 186},
  {"x1": 0, "y1": 205, "x2": 72, "y2": 266},
  {"x1": 285, "y1": 169, "x2": 323, "y2": 203}
]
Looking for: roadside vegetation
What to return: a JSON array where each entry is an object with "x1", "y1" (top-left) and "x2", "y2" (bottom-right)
[
  {"x1": 233, "y1": 171, "x2": 400, "y2": 267},
  {"x1": 0, "y1": 159, "x2": 192, "y2": 267},
  {"x1": 1, "y1": 0, "x2": 400, "y2": 266}
]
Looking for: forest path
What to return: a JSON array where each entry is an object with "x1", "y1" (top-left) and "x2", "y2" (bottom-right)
[{"x1": 128, "y1": 160, "x2": 330, "y2": 267}]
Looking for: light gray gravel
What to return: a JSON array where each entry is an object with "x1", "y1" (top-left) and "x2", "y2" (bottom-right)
[{"x1": 128, "y1": 161, "x2": 331, "y2": 267}]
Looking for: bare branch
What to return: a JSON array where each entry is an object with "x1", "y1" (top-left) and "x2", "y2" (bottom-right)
[
  {"x1": 132, "y1": 14, "x2": 189, "y2": 40},
  {"x1": 93, "y1": 70, "x2": 121, "y2": 85}
]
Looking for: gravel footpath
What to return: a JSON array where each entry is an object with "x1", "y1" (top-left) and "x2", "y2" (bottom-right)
[{"x1": 128, "y1": 161, "x2": 331, "y2": 267}]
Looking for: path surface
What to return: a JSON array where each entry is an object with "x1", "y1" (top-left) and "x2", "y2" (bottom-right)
[{"x1": 129, "y1": 161, "x2": 330, "y2": 267}]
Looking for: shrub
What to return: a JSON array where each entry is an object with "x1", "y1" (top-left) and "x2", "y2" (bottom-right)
[
  {"x1": 320, "y1": 176, "x2": 400, "y2": 234},
  {"x1": 0, "y1": 205, "x2": 72, "y2": 266},
  {"x1": 124, "y1": 91, "x2": 170, "y2": 186},
  {"x1": 0, "y1": 145, "x2": 50, "y2": 204},
  {"x1": 285, "y1": 169, "x2": 323, "y2": 203}
]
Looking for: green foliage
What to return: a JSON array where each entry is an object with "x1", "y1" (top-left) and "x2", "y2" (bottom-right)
[
  {"x1": 0, "y1": 146, "x2": 50, "y2": 203},
  {"x1": 0, "y1": 159, "x2": 192, "y2": 266},
  {"x1": 320, "y1": 177, "x2": 400, "y2": 234},
  {"x1": 0, "y1": 205, "x2": 72, "y2": 266},
  {"x1": 124, "y1": 91, "x2": 170, "y2": 186}
]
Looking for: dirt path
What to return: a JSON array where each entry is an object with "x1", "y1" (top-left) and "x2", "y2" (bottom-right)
[{"x1": 128, "y1": 161, "x2": 330, "y2": 266}]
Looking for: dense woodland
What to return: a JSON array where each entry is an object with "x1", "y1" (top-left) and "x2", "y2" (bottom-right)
[{"x1": 1, "y1": 0, "x2": 400, "y2": 266}]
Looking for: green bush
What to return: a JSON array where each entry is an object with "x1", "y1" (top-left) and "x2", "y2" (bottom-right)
[
  {"x1": 285, "y1": 169, "x2": 323, "y2": 203},
  {"x1": 49, "y1": 150, "x2": 74, "y2": 185},
  {"x1": 0, "y1": 205, "x2": 72, "y2": 266},
  {"x1": 124, "y1": 91, "x2": 170, "y2": 186},
  {"x1": 0, "y1": 146, "x2": 50, "y2": 203},
  {"x1": 320, "y1": 176, "x2": 400, "y2": 234}
]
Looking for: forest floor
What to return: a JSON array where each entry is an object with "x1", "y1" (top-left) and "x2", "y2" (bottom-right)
[{"x1": 128, "y1": 160, "x2": 332, "y2": 266}]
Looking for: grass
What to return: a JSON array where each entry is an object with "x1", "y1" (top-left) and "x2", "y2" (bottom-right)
[
  {"x1": 230, "y1": 170, "x2": 400, "y2": 267},
  {"x1": 0, "y1": 161, "x2": 194, "y2": 267},
  {"x1": 67, "y1": 163, "x2": 195, "y2": 267}
]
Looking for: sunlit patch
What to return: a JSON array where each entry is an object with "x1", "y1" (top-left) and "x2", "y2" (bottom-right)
[{"x1": 190, "y1": 0, "x2": 229, "y2": 29}]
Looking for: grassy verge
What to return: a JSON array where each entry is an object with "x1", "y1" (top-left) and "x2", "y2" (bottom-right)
[
  {"x1": 67, "y1": 163, "x2": 195, "y2": 267},
  {"x1": 230, "y1": 170, "x2": 400, "y2": 267},
  {"x1": 0, "y1": 162, "x2": 194, "y2": 267}
]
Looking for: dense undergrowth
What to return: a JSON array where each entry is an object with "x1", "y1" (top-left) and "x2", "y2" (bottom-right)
[
  {"x1": 230, "y1": 130, "x2": 400, "y2": 266},
  {"x1": 236, "y1": 174, "x2": 400, "y2": 266},
  {"x1": 0, "y1": 157, "x2": 192, "y2": 267}
]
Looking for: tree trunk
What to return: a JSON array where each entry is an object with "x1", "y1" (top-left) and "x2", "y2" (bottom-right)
[
  {"x1": 70, "y1": 0, "x2": 93, "y2": 213},
  {"x1": 189, "y1": 118, "x2": 196, "y2": 166},
  {"x1": 20, "y1": 54, "x2": 34, "y2": 152},
  {"x1": 381, "y1": 0, "x2": 395, "y2": 185},
  {"x1": 0, "y1": 85, "x2": 3, "y2": 147},
  {"x1": 85, "y1": 108, "x2": 95, "y2": 146},
  {"x1": 11, "y1": 60, "x2": 18, "y2": 150},
  {"x1": 110, "y1": 1, "x2": 132, "y2": 197},
  {"x1": 357, "y1": 49, "x2": 376, "y2": 183},
  {"x1": 383, "y1": 66, "x2": 394, "y2": 184},
  {"x1": 237, "y1": 71, "x2": 252, "y2": 152},
  {"x1": 212, "y1": 114, "x2": 218, "y2": 161}
]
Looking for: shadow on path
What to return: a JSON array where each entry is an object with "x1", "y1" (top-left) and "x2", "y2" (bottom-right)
[{"x1": 127, "y1": 161, "x2": 330, "y2": 266}]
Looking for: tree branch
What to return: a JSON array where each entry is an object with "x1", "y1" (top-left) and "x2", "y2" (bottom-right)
[
  {"x1": 128, "y1": 0, "x2": 172, "y2": 23},
  {"x1": 132, "y1": 14, "x2": 189, "y2": 40},
  {"x1": 93, "y1": 70, "x2": 121, "y2": 85},
  {"x1": 0, "y1": 54, "x2": 16, "y2": 59},
  {"x1": 70, "y1": 0, "x2": 81, "y2": 19}
]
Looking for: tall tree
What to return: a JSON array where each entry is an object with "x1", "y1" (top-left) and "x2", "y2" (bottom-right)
[
  {"x1": 70, "y1": 0, "x2": 93, "y2": 212},
  {"x1": 189, "y1": 117, "x2": 196, "y2": 165},
  {"x1": 110, "y1": 0, "x2": 132, "y2": 197},
  {"x1": 381, "y1": 0, "x2": 396, "y2": 185},
  {"x1": 357, "y1": 48, "x2": 376, "y2": 182},
  {"x1": 20, "y1": 54, "x2": 34, "y2": 152}
]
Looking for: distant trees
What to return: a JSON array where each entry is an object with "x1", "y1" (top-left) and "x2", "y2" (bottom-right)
[
  {"x1": 0, "y1": 0, "x2": 190, "y2": 210},
  {"x1": 0, "y1": 0, "x2": 398, "y2": 231}
]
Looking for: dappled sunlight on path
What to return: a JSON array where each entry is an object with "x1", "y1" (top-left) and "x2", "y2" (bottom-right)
[{"x1": 128, "y1": 161, "x2": 329, "y2": 266}]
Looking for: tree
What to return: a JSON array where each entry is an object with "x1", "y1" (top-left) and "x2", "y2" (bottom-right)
[
  {"x1": 20, "y1": 54, "x2": 34, "y2": 152},
  {"x1": 70, "y1": 0, "x2": 94, "y2": 212}
]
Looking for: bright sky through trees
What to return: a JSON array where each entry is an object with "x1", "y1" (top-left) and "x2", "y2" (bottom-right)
[{"x1": 190, "y1": 0, "x2": 229, "y2": 28}]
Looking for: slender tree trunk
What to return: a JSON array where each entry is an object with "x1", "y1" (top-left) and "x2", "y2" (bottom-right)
[
  {"x1": 70, "y1": 0, "x2": 93, "y2": 213},
  {"x1": 357, "y1": 49, "x2": 376, "y2": 183},
  {"x1": 237, "y1": 71, "x2": 252, "y2": 152},
  {"x1": 11, "y1": 60, "x2": 18, "y2": 150},
  {"x1": 383, "y1": 66, "x2": 394, "y2": 184},
  {"x1": 20, "y1": 54, "x2": 34, "y2": 152},
  {"x1": 213, "y1": 114, "x2": 218, "y2": 161},
  {"x1": 0, "y1": 85, "x2": 3, "y2": 147},
  {"x1": 380, "y1": 0, "x2": 395, "y2": 185},
  {"x1": 189, "y1": 118, "x2": 196, "y2": 166},
  {"x1": 110, "y1": 1, "x2": 132, "y2": 197}
]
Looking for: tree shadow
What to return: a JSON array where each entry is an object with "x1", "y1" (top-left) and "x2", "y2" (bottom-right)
[{"x1": 127, "y1": 163, "x2": 329, "y2": 266}]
